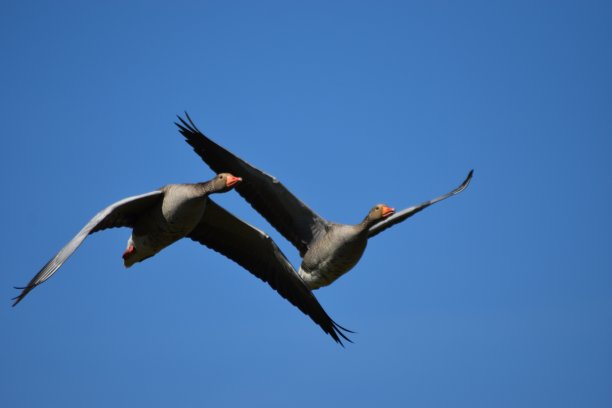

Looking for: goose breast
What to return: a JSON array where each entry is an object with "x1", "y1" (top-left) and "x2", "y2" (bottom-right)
[
  {"x1": 299, "y1": 224, "x2": 368, "y2": 289},
  {"x1": 128, "y1": 185, "x2": 210, "y2": 263}
]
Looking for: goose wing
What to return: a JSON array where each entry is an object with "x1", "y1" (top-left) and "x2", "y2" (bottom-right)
[
  {"x1": 13, "y1": 190, "x2": 164, "y2": 306},
  {"x1": 368, "y1": 170, "x2": 473, "y2": 238},
  {"x1": 188, "y1": 199, "x2": 350, "y2": 345},
  {"x1": 176, "y1": 113, "x2": 330, "y2": 257}
]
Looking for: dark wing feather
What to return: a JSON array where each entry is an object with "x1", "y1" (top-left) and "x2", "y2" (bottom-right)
[
  {"x1": 368, "y1": 170, "x2": 473, "y2": 238},
  {"x1": 188, "y1": 199, "x2": 351, "y2": 345},
  {"x1": 176, "y1": 113, "x2": 330, "y2": 257},
  {"x1": 12, "y1": 190, "x2": 164, "y2": 306}
]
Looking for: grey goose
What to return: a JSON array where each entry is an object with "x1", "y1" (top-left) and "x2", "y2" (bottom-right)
[
  {"x1": 13, "y1": 173, "x2": 350, "y2": 345},
  {"x1": 176, "y1": 114, "x2": 473, "y2": 290}
]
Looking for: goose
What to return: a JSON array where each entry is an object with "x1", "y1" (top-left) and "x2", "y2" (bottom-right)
[
  {"x1": 176, "y1": 114, "x2": 473, "y2": 290},
  {"x1": 13, "y1": 173, "x2": 350, "y2": 344}
]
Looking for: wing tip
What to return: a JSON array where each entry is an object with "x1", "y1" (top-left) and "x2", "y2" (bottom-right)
[
  {"x1": 11, "y1": 285, "x2": 32, "y2": 307},
  {"x1": 455, "y1": 169, "x2": 474, "y2": 194},
  {"x1": 175, "y1": 111, "x2": 202, "y2": 136},
  {"x1": 330, "y1": 319, "x2": 354, "y2": 347}
]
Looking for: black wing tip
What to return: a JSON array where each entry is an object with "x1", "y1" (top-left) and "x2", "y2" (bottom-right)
[
  {"x1": 463, "y1": 169, "x2": 474, "y2": 185},
  {"x1": 333, "y1": 319, "x2": 356, "y2": 334},
  {"x1": 175, "y1": 112, "x2": 219, "y2": 155},
  {"x1": 330, "y1": 320, "x2": 355, "y2": 347},
  {"x1": 454, "y1": 169, "x2": 474, "y2": 194},
  {"x1": 11, "y1": 288, "x2": 28, "y2": 307},
  {"x1": 11, "y1": 283, "x2": 38, "y2": 307},
  {"x1": 175, "y1": 111, "x2": 201, "y2": 135}
]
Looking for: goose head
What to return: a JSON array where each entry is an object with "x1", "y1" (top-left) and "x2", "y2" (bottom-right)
[
  {"x1": 363, "y1": 204, "x2": 395, "y2": 226},
  {"x1": 212, "y1": 173, "x2": 242, "y2": 193}
]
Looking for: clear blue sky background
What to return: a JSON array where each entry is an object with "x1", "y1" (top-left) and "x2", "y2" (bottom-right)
[{"x1": 1, "y1": 1, "x2": 611, "y2": 406}]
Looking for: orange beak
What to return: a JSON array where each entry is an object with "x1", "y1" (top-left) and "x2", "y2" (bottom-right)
[
  {"x1": 381, "y1": 205, "x2": 395, "y2": 217},
  {"x1": 225, "y1": 175, "x2": 242, "y2": 188}
]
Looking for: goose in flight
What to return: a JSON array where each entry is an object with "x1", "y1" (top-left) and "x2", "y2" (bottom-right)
[
  {"x1": 13, "y1": 172, "x2": 350, "y2": 344},
  {"x1": 176, "y1": 114, "x2": 473, "y2": 290}
]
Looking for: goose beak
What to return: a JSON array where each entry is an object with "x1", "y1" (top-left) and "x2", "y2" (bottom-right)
[
  {"x1": 382, "y1": 206, "x2": 395, "y2": 217},
  {"x1": 226, "y1": 175, "x2": 242, "y2": 188}
]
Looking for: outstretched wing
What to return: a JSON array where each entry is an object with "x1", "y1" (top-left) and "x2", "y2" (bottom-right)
[
  {"x1": 368, "y1": 170, "x2": 473, "y2": 238},
  {"x1": 12, "y1": 190, "x2": 164, "y2": 306},
  {"x1": 188, "y1": 199, "x2": 351, "y2": 345},
  {"x1": 176, "y1": 113, "x2": 330, "y2": 257}
]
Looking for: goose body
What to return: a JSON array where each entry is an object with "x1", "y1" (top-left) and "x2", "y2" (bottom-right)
[
  {"x1": 177, "y1": 113, "x2": 473, "y2": 290},
  {"x1": 123, "y1": 182, "x2": 216, "y2": 267},
  {"x1": 299, "y1": 223, "x2": 369, "y2": 289}
]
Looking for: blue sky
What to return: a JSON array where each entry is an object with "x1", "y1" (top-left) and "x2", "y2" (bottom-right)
[{"x1": 1, "y1": 1, "x2": 611, "y2": 406}]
